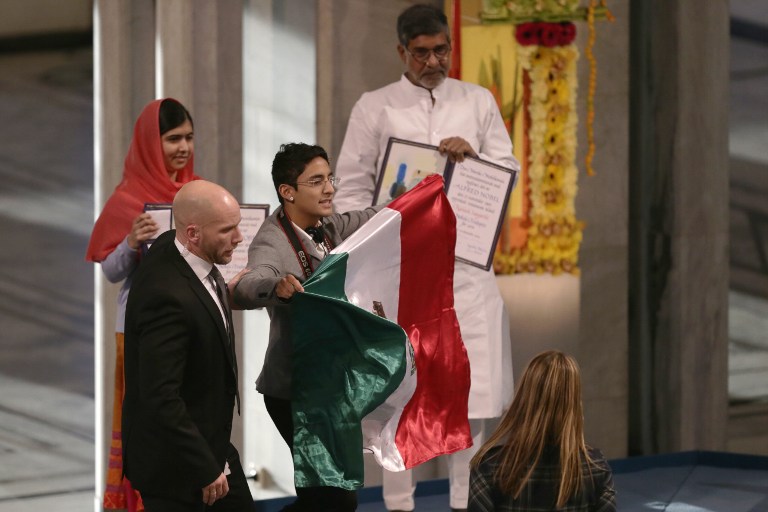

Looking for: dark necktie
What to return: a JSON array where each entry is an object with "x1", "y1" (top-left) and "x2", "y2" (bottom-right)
[
  {"x1": 209, "y1": 265, "x2": 240, "y2": 413},
  {"x1": 209, "y1": 265, "x2": 233, "y2": 343}
]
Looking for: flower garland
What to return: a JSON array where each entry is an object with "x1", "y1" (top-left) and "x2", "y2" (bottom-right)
[
  {"x1": 505, "y1": 0, "x2": 580, "y2": 19},
  {"x1": 494, "y1": 21, "x2": 584, "y2": 275},
  {"x1": 481, "y1": 0, "x2": 611, "y2": 23}
]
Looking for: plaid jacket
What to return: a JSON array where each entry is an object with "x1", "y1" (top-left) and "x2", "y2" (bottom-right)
[{"x1": 468, "y1": 446, "x2": 616, "y2": 512}]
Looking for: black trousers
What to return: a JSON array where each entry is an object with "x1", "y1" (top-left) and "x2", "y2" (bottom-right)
[
  {"x1": 263, "y1": 394, "x2": 358, "y2": 512},
  {"x1": 141, "y1": 444, "x2": 255, "y2": 512}
]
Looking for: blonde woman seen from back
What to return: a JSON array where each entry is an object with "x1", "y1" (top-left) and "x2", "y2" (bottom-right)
[{"x1": 468, "y1": 351, "x2": 616, "y2": 511}]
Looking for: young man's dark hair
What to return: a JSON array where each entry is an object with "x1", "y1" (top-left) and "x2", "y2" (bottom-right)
[
  {"x1": 271, "y1": 143, "x2": 330, "y2": 204},
  {"x1": 396, "y1": 3, "x2": 450, "y2": 47}
]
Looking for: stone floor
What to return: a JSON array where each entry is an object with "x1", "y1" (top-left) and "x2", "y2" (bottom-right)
[
  {"x1": 0, "y1": 6, "x2": 766, "y2": 512},
  {"x1": 0, "y1": 374, "x2": 94, "y2": 510}
]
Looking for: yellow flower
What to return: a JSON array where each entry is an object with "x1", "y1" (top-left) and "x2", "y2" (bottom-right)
[
  {"x1": 530, "y1": 49, "x2": 552, "y2": 69},
  {"x1": 547, "y1": 108, "x2": 569, "y2": 132},
  {"x1": 543, "y1": 129, "x2": 561, "y2": 154}
]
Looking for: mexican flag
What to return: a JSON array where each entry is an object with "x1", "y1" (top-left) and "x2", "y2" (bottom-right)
[{"x1": 290, "y1": 175, "x2": 472, "y2": 490}]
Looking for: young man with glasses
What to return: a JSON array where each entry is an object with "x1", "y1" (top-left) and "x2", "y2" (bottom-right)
[
  {"x1": 334, "y1": 4, "x2": 519, "y2": 512},
  {"x1": 231, "y1": 143, "x2": 381, "y2": 511}
]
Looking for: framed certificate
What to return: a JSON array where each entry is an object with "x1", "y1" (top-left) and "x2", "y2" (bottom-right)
[
  {"x1": 444, "y1": 157, "x2": 517, "y2": 270},
  {"x1": 375, "y1": 137, "x2": 518, "y2": 270},
  {"x1": 372, "y1": 138, "x2": 449, "y2": 206},
  {"x1": 143, "y1": 203, "x2": 270, "y2": 281}
]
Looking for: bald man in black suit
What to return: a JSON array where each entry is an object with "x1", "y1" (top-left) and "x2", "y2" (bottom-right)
[{"x1": 122, "y1": 180, "x2": 255, "y2": 511}]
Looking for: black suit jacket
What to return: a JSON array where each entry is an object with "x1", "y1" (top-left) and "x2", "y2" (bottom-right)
[{"x1": 122, "y1": 229, "x2": 239, "y2": 500}]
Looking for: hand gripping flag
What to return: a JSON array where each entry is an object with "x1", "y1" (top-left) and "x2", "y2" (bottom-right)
[{"x1": 290, "y1": 174, "x2": 472, "y2": 490}]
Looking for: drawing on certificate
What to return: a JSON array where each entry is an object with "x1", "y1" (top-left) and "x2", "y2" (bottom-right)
[{"x1": 373, "y1": 138, "x2": 449, "y2": 206}]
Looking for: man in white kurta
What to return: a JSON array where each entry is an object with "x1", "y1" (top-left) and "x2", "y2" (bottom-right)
[{"x1": 333, "y1": 5, "x2": 517, "y2": 511}]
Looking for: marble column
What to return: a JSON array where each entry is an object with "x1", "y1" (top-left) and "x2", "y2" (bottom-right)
[
  {"x1": 155, "y1": 0, "x2": 194, "y2": 104},
  {"x1": 649, "y1": 0, "x2": 730, "y2": 452},
  {"x1": 93, "y1": 0, "x2": 155, "y2": 505},
  {"x1": 629, "y1": 0, "x2": 730, "y2": 453},
  {"x1": 191, "y1": 1, "x2": 243, "y2": 196},
  {"x1": 155, "y1": 0, "x2": 243, "y2": 195}
]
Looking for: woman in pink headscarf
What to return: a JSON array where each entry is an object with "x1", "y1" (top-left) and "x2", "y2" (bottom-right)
[{"x1": 86, "y1": 98, "x2": 200, "y2": 511}]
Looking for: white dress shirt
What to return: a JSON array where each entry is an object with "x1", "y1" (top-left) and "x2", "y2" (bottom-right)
[{"x1": 174, "y1": 238, "x2": 228, "y2": 330}]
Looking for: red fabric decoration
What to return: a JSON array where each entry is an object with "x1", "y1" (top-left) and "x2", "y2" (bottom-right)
[
  {"x1": 449, "y1": 0, "x2": 462, "y2": 79},
  {"x1": 86, "y1": 99, "x2": 200, "y2": 262}
]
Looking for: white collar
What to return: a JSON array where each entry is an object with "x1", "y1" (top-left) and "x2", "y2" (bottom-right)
[{"x1": 174, "y1": 237, "x2": 214, "y2": 281}]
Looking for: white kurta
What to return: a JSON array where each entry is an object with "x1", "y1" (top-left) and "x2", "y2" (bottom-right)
[{"x1": 335, "y1": 74, "x2": 517, "y2": 419}]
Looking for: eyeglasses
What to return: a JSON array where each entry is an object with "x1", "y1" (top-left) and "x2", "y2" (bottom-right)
[
  {"x1": 405, "y1": 44, "x2": 451, "y2": 64},
  {"x1": 294, "y1": 176, "x2": 341, "y2": 188}
]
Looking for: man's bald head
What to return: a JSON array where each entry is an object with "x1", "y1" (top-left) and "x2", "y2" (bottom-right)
[
  {"x1": 173, "y1": 180, "x2": 243, "y2": 264},
  {"x1": 174, "y1": 180, "x2": 231, "y2": 231}
]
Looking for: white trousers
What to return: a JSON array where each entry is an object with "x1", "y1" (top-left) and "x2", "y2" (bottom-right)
[{"x1": 382, "y1": 419, "x2": 486, "y2": 510}]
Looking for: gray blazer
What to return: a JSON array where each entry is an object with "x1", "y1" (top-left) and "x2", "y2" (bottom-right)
[{"x1": 233, "y1": 204, "x2": 381, "y2": 399}]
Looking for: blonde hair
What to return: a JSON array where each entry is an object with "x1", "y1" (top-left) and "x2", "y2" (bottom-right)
[{"x1": 470, "y1": 350, "x2": 593, "y2": 508}]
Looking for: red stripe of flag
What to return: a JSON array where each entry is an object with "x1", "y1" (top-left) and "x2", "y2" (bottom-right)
[{"x1": 387, "y1": 175, "x2": 471, "y2": 467}]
